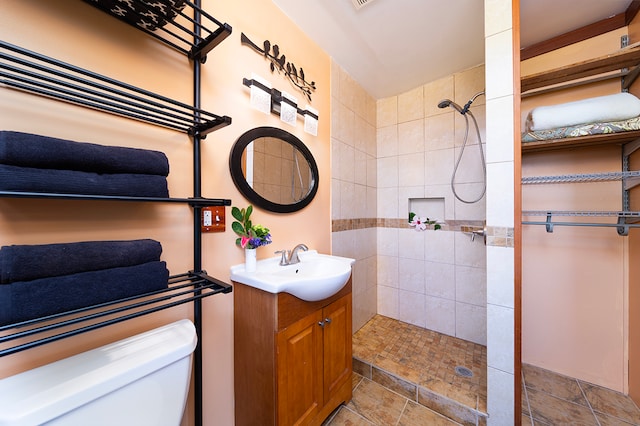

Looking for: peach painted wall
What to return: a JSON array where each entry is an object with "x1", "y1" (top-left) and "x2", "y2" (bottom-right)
[
  {"x1": 521, "y1": 29, "x2": 630, "y2": 391},
  {"x1": 0, "y1": 1, "x2": 331, "y2": 425},
  {"x1": 628, "y1": 10, "x2": 640, "y2": 406}
]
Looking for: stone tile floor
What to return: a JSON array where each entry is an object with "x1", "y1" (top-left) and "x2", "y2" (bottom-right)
[
  {"x1": 323, "y1": 315, "x2": 640, "y2": 425},
  {"x1": 522, "y1": 363, "x2": 640, "y2": 425},
  {"x1": 324, "y1": 315, "x2": 486, "y2": 425}
]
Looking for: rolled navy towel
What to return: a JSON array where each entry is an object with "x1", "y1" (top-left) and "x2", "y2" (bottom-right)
[
  {"x1": 0, "y1": 261, "x2": 169, "y2": 326},
  {"x1": 0, "y1": 131, "x2": 169, "y2": 176},
  {"x1": 0, "y1": 164, "x2": 169, "y2": 198},
  {"x1": 0, "y1": 239, "x2": 163, "y2": 284}
]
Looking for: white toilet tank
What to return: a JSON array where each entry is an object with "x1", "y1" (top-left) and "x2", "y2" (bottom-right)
[{"x1": 0, "y1": 319, "x2": 197, "y2": 426}]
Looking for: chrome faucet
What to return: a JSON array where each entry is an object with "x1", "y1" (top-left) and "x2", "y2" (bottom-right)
[
  {"x1": 288, "y1": 244, "x2": 308, "y2": 264},
  {"x1": 275, "y1": 244, "x2": 308, "y2": 265}
]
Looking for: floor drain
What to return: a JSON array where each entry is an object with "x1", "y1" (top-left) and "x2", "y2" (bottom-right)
[{"x1": 454, "y1": 366, "x2": 474, "y2": 378}]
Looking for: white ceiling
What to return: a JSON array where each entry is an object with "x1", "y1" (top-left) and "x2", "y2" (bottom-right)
[{"x1": 272, "y1": 0, "x2": 633, "y2": 99}]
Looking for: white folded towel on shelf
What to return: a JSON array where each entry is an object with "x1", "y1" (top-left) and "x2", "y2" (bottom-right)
[{"x1": 525, "y1": 92, "x2": 640, "y2": 132}]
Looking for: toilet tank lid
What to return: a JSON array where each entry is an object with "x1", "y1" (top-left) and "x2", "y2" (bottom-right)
[{"x1": 0, "y1": 319, "x2": 197, "y2": 426}]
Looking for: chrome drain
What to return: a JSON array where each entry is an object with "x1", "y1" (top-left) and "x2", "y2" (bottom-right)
[{"x1": 454, "y1": 366, "x2": 474, "y2": 378}]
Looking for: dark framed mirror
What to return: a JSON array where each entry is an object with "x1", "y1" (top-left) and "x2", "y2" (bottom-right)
[{"x1": 229, "y1": 127, "x2": 319, "y2": 213}]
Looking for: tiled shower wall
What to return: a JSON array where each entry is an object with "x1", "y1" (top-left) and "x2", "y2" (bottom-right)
[
  {"x1": 330, "y1": 62, "x2": 378, "y2": 332},
  {"x1": 331, "y1": 61, "x2": 488, "y2": 345},
  {"x1": 374, "y1": 66, "x2": 487, "y2": 346}
]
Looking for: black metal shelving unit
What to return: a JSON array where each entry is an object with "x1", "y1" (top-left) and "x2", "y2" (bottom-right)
[
  {"x1": 82, "y1": 0, "x2": 232, "y2": 62},
  {"x1": 0, "y1": 2, "x2": 232, "y2": 425}
]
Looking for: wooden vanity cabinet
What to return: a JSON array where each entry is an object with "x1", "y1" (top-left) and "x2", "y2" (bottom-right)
[{"x1": 233, "y1": 278, "x2": 352, "y2": 426}]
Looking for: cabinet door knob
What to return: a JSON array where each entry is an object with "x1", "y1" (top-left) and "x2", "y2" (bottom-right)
[
  {"x1": 324, "y1": 318, "x2": 331, "y2": 324},
  {"x1": 318, "y1": 321, "x2": 325, "y2": 327}
]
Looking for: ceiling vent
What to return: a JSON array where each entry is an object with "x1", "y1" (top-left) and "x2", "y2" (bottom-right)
[{"x1": 351, "y1": 0, "x2": 376, "y2": 10}]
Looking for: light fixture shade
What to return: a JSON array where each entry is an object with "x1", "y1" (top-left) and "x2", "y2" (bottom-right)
[
  {"x1": 304, "y1": 105, "x2": 318, "y2": 136},
  {"x1": 249, "y1": 73, "x2": 271, "y2": 114},
  {"x1": 280, "y1": 91, "x2": 298, "y2": 126}
]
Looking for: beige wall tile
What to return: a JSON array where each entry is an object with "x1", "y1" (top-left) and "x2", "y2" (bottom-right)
[
  {"x1": 398, "y1": 258, "x2": 426, "y2": 294},
  {"x1": 377, "y1": 156, "x2": 399, "y2": 188},
  {"x1": 454, "y1": 65, "x2": 486, "y2": 108},
  {"x1": 377, "y1": 125, "x2": 399, "y2": 158},
  {"x1": 398, "y1": 119, "x2": 425, "y2": 155},
  {"x1": 399, "y1": 290, "x2": 426, "y2": 327},
  {"x1": 378, "y1": 284, "x2": 399, "y2": 318},
  {"x1": 425, "y1": 113, "x2": 455, "y2": 151},
  {"x1": 455, "y1": 265, "x2": 487, "y2": 306},
  {"x1": 378, "y1": 96, "x2": 398, "y2": 127},
  {"x1": 424, "y1": 76, "x2": 455, "y2": 117},
  {"x1": 425, "y1": 296, "x2": 456, "y2": 336},
  {"x1": 485, "y1": 29, "x2": 514, "y2": 100},
  {"x1": 456, "y1": 302, "x2": 487, "y2": 345},
  {"x1": 398, "y1": 153, "x2": 425, "y2": 188},
  {"x1": 398, "y1": 86, "x2": 424, "y2": 123},
  {"x1": 398, "y1": 227, "x2": 426, "y2": 260},
  {"x1": 425, "y1": 261, "x2": 455, "y2": 299}
]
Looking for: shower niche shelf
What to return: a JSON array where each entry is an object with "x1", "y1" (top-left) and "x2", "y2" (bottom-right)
[{"x1": 409, "y1": 197, "x2": 445, "y2": 222}]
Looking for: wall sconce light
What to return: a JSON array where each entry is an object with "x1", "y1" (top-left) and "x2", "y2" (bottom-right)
[
  {"x1": 248, "y1": 73, "x2": 272, "y2": 115},
  {"x1": 243, "y1": 76, "x2": 319, "y2": 135},
  {"x1": 303, "y1": 105, "x2": 318, "y2": 136}
]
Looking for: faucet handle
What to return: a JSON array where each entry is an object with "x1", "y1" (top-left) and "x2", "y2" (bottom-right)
[{"x1": 275, "y1": 250, "x2": 290, "y2": 265}]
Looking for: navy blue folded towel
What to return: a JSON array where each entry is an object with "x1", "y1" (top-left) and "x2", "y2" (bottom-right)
[
  {"x1": 0, "y1": 131, "x2": 169, "y2": 176},
  {"x1": 0, "y1": 164, "x2": 169, "y2": 198},
  {"x1": 0, "y1": 239, "x2": 162, "y2": 284},
  {"x1": 0, "y1": 261, "x2": 169, "y2": 326}
]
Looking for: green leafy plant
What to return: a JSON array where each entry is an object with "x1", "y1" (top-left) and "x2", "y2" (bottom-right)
[
  {"x1": 409, "y1": 212, "x2": 441, "y2": 231},
  {"x1": 231, "y1": 205, "x2": 272, "y2": 249}
]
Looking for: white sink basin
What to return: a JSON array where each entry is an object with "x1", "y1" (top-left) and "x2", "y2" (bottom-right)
[{"x1": 229, "y1": 250, "x2": 355, "y2": 302}]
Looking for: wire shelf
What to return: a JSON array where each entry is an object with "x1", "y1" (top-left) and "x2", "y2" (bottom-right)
[
  {"x1": 0, "y1": 41, "x2": 231, "y2": 137},
  {"x1": 0, "y1": 271, "x2": 231, "y2": 357},
  {"x1": 83, "y1": 0, "x2": 232, "y2": 62},
  {"x1": 522, "y1": 210, "x2": 640, "y2": 235},
  {"x1": 0, "y1": 191, "x2": 231, "y2": 207},
  {"x1": 522, "y1": 171, "x2": 640, "y2": 184},
  {"x1": 522, "y1": 210, "x2": 640, "y2": 218}
]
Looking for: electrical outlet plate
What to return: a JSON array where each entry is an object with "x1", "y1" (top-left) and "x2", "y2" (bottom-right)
[{"x1": 201, "y1": 206, "x2": 225, "y2": 233}]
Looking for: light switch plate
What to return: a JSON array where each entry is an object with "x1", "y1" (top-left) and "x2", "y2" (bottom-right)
[{"x1": 202, "y1": 206, "x2": 225, "y2": 233}]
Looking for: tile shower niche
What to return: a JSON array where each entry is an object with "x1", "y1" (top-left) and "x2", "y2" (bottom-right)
[{"x1": 409, "y1": 197, "x2": 445, "y2": 224}]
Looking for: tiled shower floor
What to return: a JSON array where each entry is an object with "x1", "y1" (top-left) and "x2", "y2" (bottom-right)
[
  {"x1": 322, "y1": 314, "x2": 640, "y2": 425},
  {"x1": 324, "y1": 315, "x2": 487, "y2": 425}
]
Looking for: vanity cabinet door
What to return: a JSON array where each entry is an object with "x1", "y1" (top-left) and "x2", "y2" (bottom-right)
[
  {"x1": 276, "y1": 309, "x2": 324, "y2": 426},
  {"x1": 322, "y1": 294, "x2": 352, "y2": 405}
]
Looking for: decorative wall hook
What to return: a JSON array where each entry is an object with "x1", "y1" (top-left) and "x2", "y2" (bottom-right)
[{"x1": 241, "y1": 32, "x2": 316, "y2": 102}]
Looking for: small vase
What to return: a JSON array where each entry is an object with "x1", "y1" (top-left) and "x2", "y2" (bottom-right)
[{"x1": 245, "y1": 248, "x2": 257, "y2": 273}]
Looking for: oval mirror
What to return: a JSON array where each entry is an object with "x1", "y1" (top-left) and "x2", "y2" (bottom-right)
[{"x1": 229, "y1": 127, "x2": 319, "y2": 213}]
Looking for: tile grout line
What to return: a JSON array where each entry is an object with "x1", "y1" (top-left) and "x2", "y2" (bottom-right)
[
  {"x1": 576, "y1": 379, "x2": 602, "y2": 426},
  {"x1": 338, "y1": 404, "x2": 377, "y2": 426},
  {"x1": 521, "y1": 371, "x2": 534, "y2": 425},
  {"x1": 394, "y1": 399, "x2": 410, "y2": 426}
]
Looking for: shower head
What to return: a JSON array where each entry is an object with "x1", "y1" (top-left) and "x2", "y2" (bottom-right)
[{"x1": 437, "y1": 99, "x2": 464, "y2": 114}]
